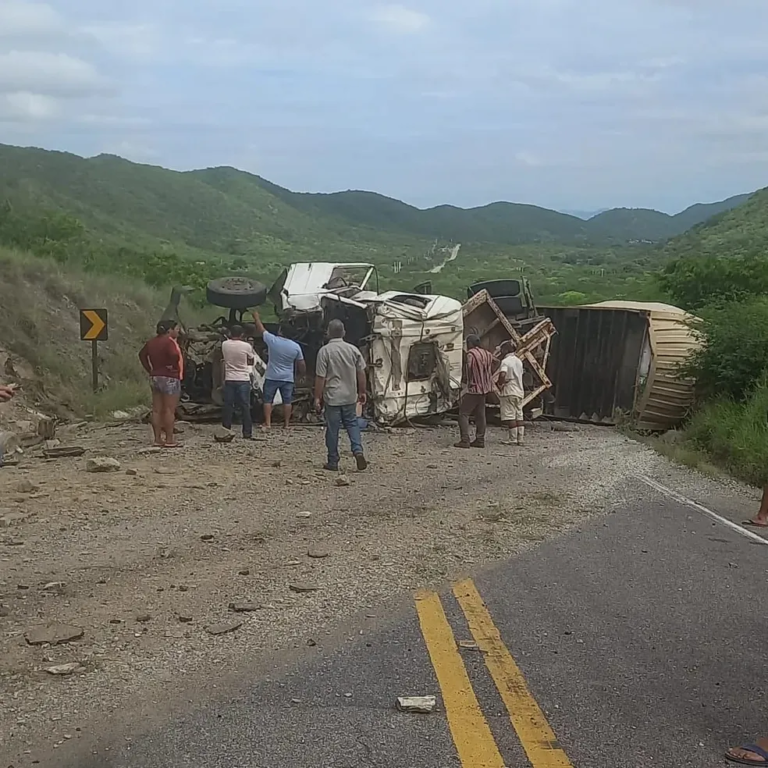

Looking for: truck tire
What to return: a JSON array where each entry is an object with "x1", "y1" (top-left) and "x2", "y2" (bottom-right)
[{"x1": 206, "y1": 277, "x2": 267, "y2": 310}]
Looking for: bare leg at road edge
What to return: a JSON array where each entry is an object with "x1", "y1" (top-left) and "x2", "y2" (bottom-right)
[
  {"x1": 150, "y1": 388, "x2": 165, "y2": 446},
  {"x1": 743, "y1": 485, "x2": 768, "y2": 527},
  {"x1": 161, "y1": 388, "x2": 181, "y2": 448}
]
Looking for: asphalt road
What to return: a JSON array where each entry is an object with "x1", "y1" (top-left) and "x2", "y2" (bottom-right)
[{"x1": 62, "y1": 473, "x2": 768, "y2": 768}]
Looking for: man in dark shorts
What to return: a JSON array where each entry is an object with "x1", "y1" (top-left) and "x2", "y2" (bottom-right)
[
  {"x1": 455, "y1": 334, "x2": 495, "y2": 449},
  {"x1": 251, "y1": 311, "x2": 305, "y2": 429},
  {"x1": 139, "y1": 320, "x2": 183, "y2": 447}
]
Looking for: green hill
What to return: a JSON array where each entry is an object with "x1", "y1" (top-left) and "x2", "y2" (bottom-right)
[
  {"x1": 588, "y1": 194, "x2": 752, "y2": 242},
  {"x1": 0, "y1": 142, "x2": 757, "y2": 308},
  {"x1": 0, "y1": 143, "x2": 748, "y2": 259},
  {"x1": 663, "y1": 187, "x2": 768, "y2": 261},
  {"x1": 204, "y1": 170, "x2": 592, "y2": 244}
]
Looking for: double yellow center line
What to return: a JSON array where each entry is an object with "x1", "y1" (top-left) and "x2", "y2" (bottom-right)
[{"x1": 415, "y1": 579, "x2": 573, "y2": 768}]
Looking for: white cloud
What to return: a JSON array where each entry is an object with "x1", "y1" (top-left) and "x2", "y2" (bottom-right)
[
  {"x1": 0, "y1": 92, "x2": 59, "y2": 121},
  {"x1": 76, "y1": 114, "x2": 152, "y2": 126},
  {"x1": 515, "y1": 151, "x2": 544, "y2": 167},
  {"x1": 80, "y1": 22, "x2": 161, "y2": 61},
  {"x1": 371, "y1": 4, "x2": 430, "y2": 34},
  {"x1": 0, "y1": 1, "x2": 63, "y2": 39},
  {"x1": 0, "y1": 51, "x2": 112, "y2": 97}
]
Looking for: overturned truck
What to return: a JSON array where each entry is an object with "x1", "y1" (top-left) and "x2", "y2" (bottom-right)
[
  {"x1": 168, "y1": 264, "x2": 556, "y2": 426},
  {"x1": 270, "y1": 263, "x2": 464, "y2": 424}
]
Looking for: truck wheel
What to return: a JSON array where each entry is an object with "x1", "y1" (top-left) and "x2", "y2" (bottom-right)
[{"x1": 206, "y1": 277, "x2": 267, "y2": 310}]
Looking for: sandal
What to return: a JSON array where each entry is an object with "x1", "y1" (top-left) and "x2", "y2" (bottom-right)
[{"x1": 726, "y1": 743, "x2": 768, "y2": 765}]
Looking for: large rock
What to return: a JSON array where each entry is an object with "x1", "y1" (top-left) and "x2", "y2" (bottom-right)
[
  {"x1": 25, "y1": 624, "x2": 84, "y2": 646},
  {"x1": 85, "y1": 457, "x2": 121, "y2": 473}
]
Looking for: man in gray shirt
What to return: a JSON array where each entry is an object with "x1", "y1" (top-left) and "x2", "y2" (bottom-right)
[{"x1": 314, "y1": 319, "x2": 368, "y2": 472}]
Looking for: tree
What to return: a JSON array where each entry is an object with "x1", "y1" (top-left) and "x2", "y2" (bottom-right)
[{"x1": 659, "y1": 253, "x2": 768, "y2": 311}]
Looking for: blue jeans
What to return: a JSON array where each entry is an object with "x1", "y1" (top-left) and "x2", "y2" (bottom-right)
[
  {"x1": 324, "y1": 403, "x2": 363, "y2": 468},
  {"x1": 222, "y1": 381, "x2": 253, "y2": 437}
]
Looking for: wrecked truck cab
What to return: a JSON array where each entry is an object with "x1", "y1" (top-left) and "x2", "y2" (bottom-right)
[
  {"x1": 367, "y1": 292, "x2": 463, "y2": 425},
  {"x1": 269, "y1": 263, "x2": 463, "y2": 425}
]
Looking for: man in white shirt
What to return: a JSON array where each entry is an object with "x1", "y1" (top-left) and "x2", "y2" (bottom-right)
[
  {"x1": 497, "y1": 340, "x2": 525, "y2": 446},
  {"x1": 221, "y1": 325, "x2": 255, "y2": 439}
]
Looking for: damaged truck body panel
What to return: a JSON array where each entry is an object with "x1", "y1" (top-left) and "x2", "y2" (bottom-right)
[
  {"x1": 539, "y1": 301, "x2": 699, "y2": 430},
  {"x1": 463, "y1": 289, "x2": 555, "y2": 414},
  {"x1": 368, "y1": 292, "x2": 463, "y2": 424}
]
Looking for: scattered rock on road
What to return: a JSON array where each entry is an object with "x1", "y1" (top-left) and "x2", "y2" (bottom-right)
[
  {"x1": 296, "y1": 511, "x2": 312, "y2": 519},
  {"x1": 289, "y1": 583, "x2": 320, "y2": 593},
  {"x1": 45, "y1": 662, "x2": 84, "y2": 676},
  {"x1": 335, "y1": 475, "x2": 351, "y2": 487},
  {"x1": 214, "y1": 428, "x2": 234, "y2": 444},
  {"x1": 16, "y1": 479, "x2": 39, "y2": 494},
  {"x1": 307, "y1": 546, "x2": 330, "y2": 559},
  {"x1": 43, "y1": 445, "x2": 85, "y2": 458},
  {"x1": 228, "y1": 602, "x2": 260, "y2": 613},
  {"x1": 206, "y1": 620, "x2": 242, "y2": 636},
  {"x1": 25, "y1": 624, "x2": 84, "y2": 646},
  {"x1": 396, "y1": 696, "x2": 437, "y2": 713},
  {"x1": 85, "y1": 457, "x2": 121, "y2": 473},
  {"x1": 0, "y1": 511, "x2": 28, "y2": 527}
]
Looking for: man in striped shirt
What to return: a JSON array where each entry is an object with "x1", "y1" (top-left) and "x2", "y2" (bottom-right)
[{"x1": 455, "y1": 334, "x2": 495, "y2": 449}]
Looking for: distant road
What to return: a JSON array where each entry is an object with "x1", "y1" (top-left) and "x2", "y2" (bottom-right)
[{"x1": 429, "y1": 243, "x2": 461, "y2": 273}]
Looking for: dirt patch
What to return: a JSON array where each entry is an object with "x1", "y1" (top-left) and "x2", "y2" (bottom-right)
[{"x1": 0, "y1": 419, "x2": 656, "y2": 765}]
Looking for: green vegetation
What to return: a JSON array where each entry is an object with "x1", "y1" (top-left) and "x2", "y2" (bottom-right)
[
  {"x1": 0, "y1": 245, "x2": 204, "y2": 418},
  {"x1": 646, "y1": 188, "x2": 768, "y2": 486},
  {"x1": 685, "y1": 383, "x2": 768, "y2": 486},
  {"x1": 0, "y1": 142, "x2": 753, "y2": 311}
]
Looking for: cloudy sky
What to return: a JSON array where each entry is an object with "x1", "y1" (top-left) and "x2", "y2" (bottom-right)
[{"x1": 1, "y1": 0, "x2": 767, "y2": 212}]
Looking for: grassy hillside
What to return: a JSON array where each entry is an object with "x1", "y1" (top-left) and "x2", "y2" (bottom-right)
[
  {"x1": 0, "y1": 245, "x2": 207, "y2": 417},
  {"x1": 588, "y1": 193, "x2": 752, "y2": 242},
  {"x1": 214, "y1": 171, "x2": 592, "y2": 244},
  {"x1": 662, "y1": 186, "x2": 768, "y2": 261},
  {"x1": 0, "y1": 141, "x2": 753, "y2": 313}
]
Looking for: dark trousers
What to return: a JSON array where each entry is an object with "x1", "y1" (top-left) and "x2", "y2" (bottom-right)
[
  {"x1": 324, "y1": 403, "x2": 363, "y2": 467},
  {"x1": 458, "y1": 393, "x2": 487, "y2": 445},
  {"x1": 222, "y1": 381, "x2": 252, "y2": 437}
]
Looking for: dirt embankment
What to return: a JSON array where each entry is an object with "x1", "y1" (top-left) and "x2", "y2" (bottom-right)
[{"x1": 1, "y1": 418, "x2": 657, "y2": 766}]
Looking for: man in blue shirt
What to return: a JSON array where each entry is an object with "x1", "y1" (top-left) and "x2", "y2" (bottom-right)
[{"x1": 251, "y1": 311, "x2": 306, "y2": 429}]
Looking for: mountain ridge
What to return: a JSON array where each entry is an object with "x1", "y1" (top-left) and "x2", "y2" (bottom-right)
[{"x1": 0, "y1": 143, "x2": 752, "y2": 252}]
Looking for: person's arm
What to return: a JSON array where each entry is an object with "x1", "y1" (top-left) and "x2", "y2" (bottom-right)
[
  {"x1": 138, "y1": 343, "x2": 152, "y2": 375},
  {"x1": 250, "y1": 311, "x2": 266, "y2": 337},
  {"x1": 0, "y1": 384, "x2": 16, "y2": 402},
  {"x1": 355, "y1": 350, "x2": 367, "y2": 404},
  {"x1": 295, "y1": 345, "x2": 306, "y2": 377},
  {"x1": 314, "y1": 348, "x2": 327, "y2": 411}
]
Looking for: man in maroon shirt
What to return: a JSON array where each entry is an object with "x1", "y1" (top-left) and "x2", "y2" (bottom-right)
[
  {"x1": 455, "y1": 334, "x2": 495, "y2": 449},
  {"x1": 139, "y1": 320, "x2": 183, "y2": 447}
]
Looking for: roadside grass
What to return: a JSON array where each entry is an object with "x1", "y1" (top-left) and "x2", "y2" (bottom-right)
[
  {"x1": 0, "y1": 246, "x2": 205, "y2": 418},
  {"x1": 634, "y1": 383, "x2": 768, "y2": 488},
  {"x1": 684, "y1": 384, "x2": 768, "y2": 487}
]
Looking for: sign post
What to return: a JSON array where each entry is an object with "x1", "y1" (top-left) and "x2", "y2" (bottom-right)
[{"x1": 79, "y1": 309, "x2": 108, "y2": 392}]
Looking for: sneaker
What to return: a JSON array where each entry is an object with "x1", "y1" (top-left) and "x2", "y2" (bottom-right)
[
  {"x1": 453, "y1": 441, "x2": 471, "y2": 449},
  {"x1": 470, "y1": 440, "x2": 485, "y2": 449},
  {"x1": 323, "y1": 463, "x2": 339, "y2": 471},
  {"x1": 354, "y1": 453, "x2": 368, "y2": 471}
]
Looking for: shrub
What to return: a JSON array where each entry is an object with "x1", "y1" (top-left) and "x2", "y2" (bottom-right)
[
  {"x1": 659, "y1": 253, "x2": 768, "y2": 311},
  {"x1": 686, "y1": 382, "x2": 768, "y2": 486},
  {"x1": 683, "y1": 297, "x2": 768, "y2": 402}
]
